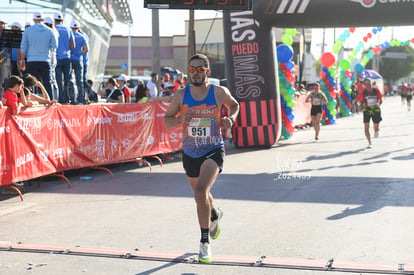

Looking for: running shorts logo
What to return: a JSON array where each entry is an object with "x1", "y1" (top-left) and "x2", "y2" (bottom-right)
[{"x1": 350, "y1": 0, "x2": 376, "y2": 8}]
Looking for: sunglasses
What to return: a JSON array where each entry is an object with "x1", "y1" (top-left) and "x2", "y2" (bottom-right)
[{"x1": 188, "y1": 66, "x2": 208, "y2": 73}]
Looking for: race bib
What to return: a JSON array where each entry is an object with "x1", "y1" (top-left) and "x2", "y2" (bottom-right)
[
  {"x1": 366, "y1": 96, "x2": 378, "y2": 107},
  {"x1": 187, "y1": 118, "x2": 212, "y2": 138},
  {"x1": 312, "y1": 98, "x2": 321, "y2": 105}
]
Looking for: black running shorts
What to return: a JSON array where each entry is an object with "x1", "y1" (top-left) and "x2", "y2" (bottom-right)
[
  {"x1": 182, "y1": 147, "x2": 225, "y2": 178},
  {"x1": 363, "y1": 109, "x2": 382, "y2": 124},
  {"x1": 310, "y1": 105, "x2": 323, "y2": 116}
]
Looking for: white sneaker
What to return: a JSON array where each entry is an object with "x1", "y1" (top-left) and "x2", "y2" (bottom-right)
[
  {"x1": 209, "y1": 207, "x2": 223, "y2": 240},
  {"x1": 374, "y1": 132, "x2": 379, "y2": 138},
  {"x1": 198, "y1": 242, "x2": 212, "y2": 263},
  {"x1": 367, "y1": 142, "x2": 372, "y2": 148}
]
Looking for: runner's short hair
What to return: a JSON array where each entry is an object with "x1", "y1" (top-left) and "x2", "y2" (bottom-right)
[{"x1": 189, "y1": 54, "x2": 210, "y2": 68}]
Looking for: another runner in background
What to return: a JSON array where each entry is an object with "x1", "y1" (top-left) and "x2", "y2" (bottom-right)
[{"x1": 356, "y1": 78, "x2": 383, "y2": 148}]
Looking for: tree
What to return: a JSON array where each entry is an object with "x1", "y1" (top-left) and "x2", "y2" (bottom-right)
[{"x1": 367, "y1": 45, "x2": 414, "y2": 84}]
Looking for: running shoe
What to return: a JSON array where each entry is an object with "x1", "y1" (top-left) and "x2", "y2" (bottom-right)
[
  {"x1": 198, "y1": 242, "x2": 212, "y2": 263},
  {"x1": 367, "y1": 142, "x2": 372, "y2": 148},
  {"x1": 209, "y1": 207, "x2": 223, "y2": 240},
  {"x1": 374, "y1": 132, "x2": 379, "y2": 138}
]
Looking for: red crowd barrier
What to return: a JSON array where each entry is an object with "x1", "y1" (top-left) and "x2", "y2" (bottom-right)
[
  {"x1": 293, "y1": 94, "x2": 312, "y2": 127},
  {"x1": 0, "y1": 102, "x2": 183, "y2": 186}
]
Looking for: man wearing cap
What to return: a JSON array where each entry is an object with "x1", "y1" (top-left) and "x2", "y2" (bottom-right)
[
  {"x1": 70, "y1": 20, "x2": 88, "y2": 105},
  {"x1": 161, "y1": 82, "x2": 175, "y2": 97},
  {"x1": 78, "y1": 27, "x2": 90, "y2": 103},
  {"x1": 10, "y1": 22, "x2": 22, "y2": 76},
  {"x1": 19, "y1": 12, "x2": 57, "y2": 100},
  {"x1": 0, "y1": 18, "x2": 9, "y2": 96},
  {"x1": 54, "y1": 11, "x2": 75, "y2": 104},
  {"x1": 116, "y1": 74, "x2": 131, "y2": 103}
]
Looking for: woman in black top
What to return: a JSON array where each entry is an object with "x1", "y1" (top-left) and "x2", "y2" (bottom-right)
[
  {"x1": 305, "y1": 82, "x2": 328, "y2": 140},
  {"x1": 98, "y1": 77, "x2": 125, "y2": 103}
]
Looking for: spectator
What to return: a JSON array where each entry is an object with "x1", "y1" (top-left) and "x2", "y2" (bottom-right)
[
  {"x1": 0, "y1": 18, "x2": 9, "y2": 97},
  {"x1": 19, "y1": 12, "x2": 57, "y2": 101},
  {"x1": 161, "y1": 82, "x2": 175, "y2": 97},
  {"x1": 54, "y1": 11, "x2": 75, "y2": 104},
  {"x1": 70, "y1": 20, "x2": 88, "y2": 105},
  {"x1": 97, "y1": 77, "x2": 124, "y2": 103},
  {"x1": 10, "y1": 22, "x2": 22, "y2": 76},
  {"x1": 79, "y1": 28, "x2": 90, "y2": 101},
  {"x1": 147, "y1": 72, "x2": 158, "y2": 98},
  {"x1": 85, "y1": 79, "x2": 98, "y2": 103},
  {"x1": 174, "y1": 73, "x2": 184, "y2": 93},
  {"x1": 1, "y1": 75, "x2": 28, "y2": 115},
  {"x1": 135, "y1": 82, "x2": 148, "y2": 103},
  {"x1": 23, "y1": 74, "x2": 57, "y2": 105},
  {"x1": 24, "y1": 22, "x2": 31, "y2": 29},
  {"x1": 116, "y1": 74, "x2": 131, "y2": 103},
  {"x1": 44, "y1": 16, "x2": 59, "y2": 100}
]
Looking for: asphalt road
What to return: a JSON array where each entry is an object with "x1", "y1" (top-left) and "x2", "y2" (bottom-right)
[{"x1": 0, "y1": 95, "x2": 413, "y2": 275}]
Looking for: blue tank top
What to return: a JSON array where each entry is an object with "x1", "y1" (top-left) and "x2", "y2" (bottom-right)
[{"x1": 181, "y1": 84, "x2": 224, "y2": 158}]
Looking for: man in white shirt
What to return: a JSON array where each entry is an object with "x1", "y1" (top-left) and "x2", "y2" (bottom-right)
[{"x1": 146, "y1": 72, "x2": 158, "y2": 98}]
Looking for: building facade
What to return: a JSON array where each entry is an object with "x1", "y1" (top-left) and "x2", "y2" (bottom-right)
[{"x1": 105, "y1": 18, "x2": 313, "y2": 82}]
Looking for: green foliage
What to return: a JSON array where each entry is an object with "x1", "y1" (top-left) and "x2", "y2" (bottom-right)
[{"x1": 367, "y1": 45, "x2": 414, "y2": 83}]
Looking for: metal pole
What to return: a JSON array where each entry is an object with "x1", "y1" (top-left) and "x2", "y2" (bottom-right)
[
  {"x1": 152, "y1": 9, "x2": 160, "y2": 81},
  {"x1": 187, "y1": 10, "x2": 195, "y2": 65},
  {"x1": 128, "y1": 24, "x2": 131, "y2": 76}
]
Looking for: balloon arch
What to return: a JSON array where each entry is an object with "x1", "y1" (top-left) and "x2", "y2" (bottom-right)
[{"x1": 223, "y1": 0, "x2": 414, "y2": 148}]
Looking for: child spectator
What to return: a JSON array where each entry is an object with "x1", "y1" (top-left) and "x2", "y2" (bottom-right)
[{"x1": 2, "y1": 75, "x2": 28, "y2": 115}]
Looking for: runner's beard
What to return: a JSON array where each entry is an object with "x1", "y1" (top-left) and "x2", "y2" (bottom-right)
[{"x1": 191, "y1": 75, "x2": 206, "y2": 87}]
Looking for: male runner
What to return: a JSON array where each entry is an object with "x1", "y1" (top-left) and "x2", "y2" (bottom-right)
[
  {"x1": 164, "y1": 54, "x2": 239, "y2": 263},
  {"x1": 356, "y1": 78, "x2": 383, "y2": 148}
]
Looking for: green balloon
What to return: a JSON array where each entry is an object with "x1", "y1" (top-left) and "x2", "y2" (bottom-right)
[
  {"x1": 333, "y1": 44, "x2": 341, "y2": 54},
  {"x1": 281, "y1": 34, "x2": 293, "y2": 45},
  {"x1": 339, "y1": 59, "x2": 351, "y2": 71},
  {"x1": 285, "y1": 28, "x2": 297, "y2": 37}
]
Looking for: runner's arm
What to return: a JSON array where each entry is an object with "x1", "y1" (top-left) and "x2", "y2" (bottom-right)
[{"x1": 164, "y1": 89, "x2": 184, "y2": 129}]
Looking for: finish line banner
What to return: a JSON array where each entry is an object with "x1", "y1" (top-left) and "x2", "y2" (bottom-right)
[{"x1": 0, "y1": 103, "x2": 183, "y2": 186}]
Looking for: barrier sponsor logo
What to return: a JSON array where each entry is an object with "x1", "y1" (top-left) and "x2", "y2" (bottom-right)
[
  {"x1": 96, "y1": 140, "x2": 105, "y2": 157},
  {"x1": 141, "y1": 113, "x2": 153, "y2": 120},
  {"x1": 169, "y1": 132, "x2": 180, "y2": 143},
  {"x1": 47, "y1": 118, "x2": 81, "y2": 130},
  {"x1": 73, "y1": 146, "x2": 92, "y2": 154},
  {"x1": 16, "y1": 117, "x2": 42, "y2": 136},
  {"x1": 87, "y1": 116, "x2": 112, "y2": 126},
  {"x1": 147, "y1": 135, "x2": 155, "y2": 145},
  {"x1": 111, "y1": 139, "x2": 118, "y2": 150},
  {"x1": 16, "y1": 152, "x2": 34, "y2": 168},
  {"x1": 0, "y1": 163, "x2": 9, "y2": 175},
  {"x1": 53, "y1": 148, "x2": 65, "y2": 159},
  {"x1": 121, "y1": 138, "x2": 132, "y2": 149},
  {"x1": 40, "y1": 150, "x2": 49, "y2": 161},
  {"x1": 118, "y1": 113, "x2": 138, "y2": 123},
  {"x1": 0, "y1": 125, "x2": 11, "y2": 135}
]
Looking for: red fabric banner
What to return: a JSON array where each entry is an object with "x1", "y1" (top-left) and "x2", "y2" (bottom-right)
[{"x1": 0, "y1": 102, "x2": 182, "y2": 186}]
